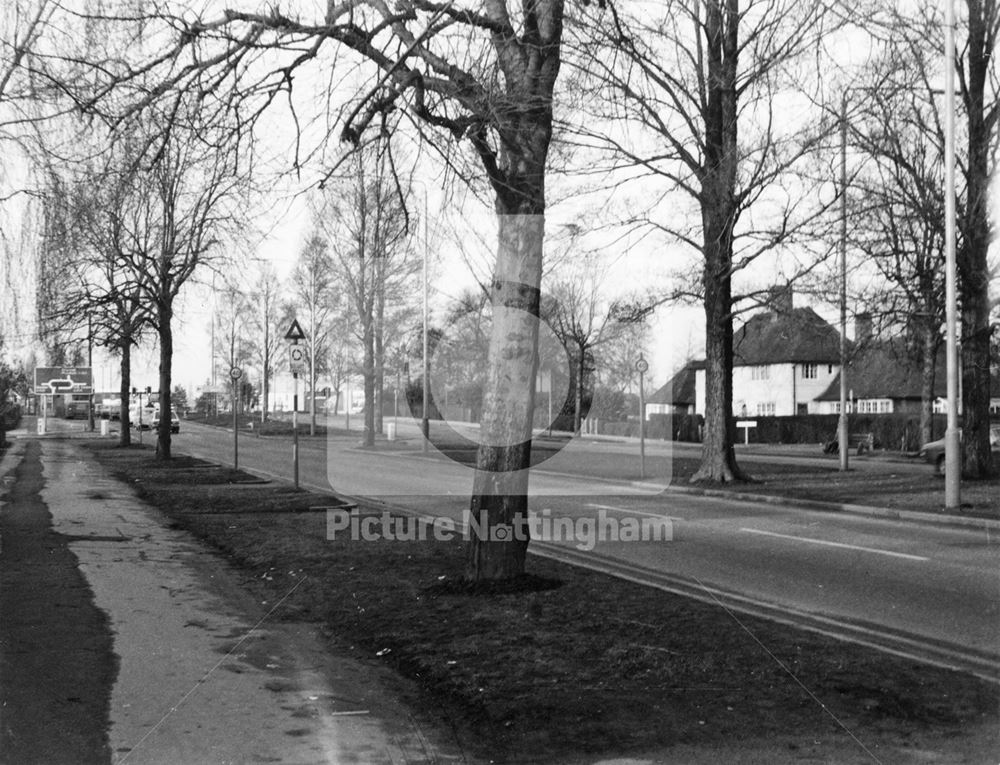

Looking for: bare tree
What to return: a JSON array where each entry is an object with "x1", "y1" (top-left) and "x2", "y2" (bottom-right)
[
  {"x1": 542, "y1": 251, "x2": 636, "y2": 434},
  {"x1": 864, "y1": 1, "x2": 999, "y2": 477},
  {"x1": 840, "y1": 60, "x2": 947, "y2": 447},
  {"x1": 571, "y1": 0, "x2": 842, "y2": 482},
  {"x1": 290, "y1": 233, "x2": 338, "y2": 435},
  {"x1": 316, "y1": 146, "x2": 415, "y2": 447},
  {"x1": 115, "y1": 106, "x2": 249, "y2": 458},
  {"x1": 213, "y1": 281, "x2": 255, "y2": 413},
  {"x1": 76, "y1": 0, "x2": 608, "y2": 580},
  {"x1": 250, "y1": 263, "x2": 282, "y2": 422},
  {"x1": 31, "y1": 117, "x2": 157, "y2": 444}
]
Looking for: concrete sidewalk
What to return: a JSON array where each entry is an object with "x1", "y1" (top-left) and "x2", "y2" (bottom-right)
[{"x1": 0, "y1": 437, "x2": 469, "y2": 764}]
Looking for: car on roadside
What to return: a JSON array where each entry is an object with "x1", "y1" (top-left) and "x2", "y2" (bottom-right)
[
  {"x1": 920, "y1": 424, "x2": 1000, "y2": 474},
  {"x1": 149, "y1": 406, "x2": 181, "y2": 434}
]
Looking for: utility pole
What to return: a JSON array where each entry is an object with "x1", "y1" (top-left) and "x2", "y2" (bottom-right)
[
  {"x1": 636, "y1": 355, "x2": 649, "y2": 480},
  {"x1": 838, "y1": 94, "x2": 850, "y2": 472},
  {"x1": 421, "y1": 185, "x2": 430, "y2": 453},
  {"x1": 943, "y1": 1, "x2": 961, "y2": 509},
  {"x1": 87, "y1": 314, "x2": 95, "y2": 433}
]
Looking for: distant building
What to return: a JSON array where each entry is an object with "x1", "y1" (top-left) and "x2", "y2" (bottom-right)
[
  {"x1": 814, "y1": 338, "x2": 945, "y2": 415},
  {"x1": 646, "y1": 363, "x2": 700, "y2": 417},
  {"x1": 693, "y1": 288, "x2": 843, "y2": 417}
]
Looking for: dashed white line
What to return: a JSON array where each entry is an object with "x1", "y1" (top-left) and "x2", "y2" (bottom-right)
[
  {"x1": 585, "y1": 502, "x2": 683, "y2": 522},
  {"x1": 740, "y1": 527, "x2": 929, "y2": 561}
]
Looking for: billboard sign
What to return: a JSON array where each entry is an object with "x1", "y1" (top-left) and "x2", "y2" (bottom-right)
[{"x1": 33, "y1": 367, "x2": 94, "y2": 395}]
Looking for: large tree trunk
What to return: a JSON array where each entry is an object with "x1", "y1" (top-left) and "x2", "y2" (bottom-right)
[
  {"x1": 374, "y1": 292, "x2": 385, "y2": 435},
  {"x1": 309, "y1": 338, "x2": 316, "y2": 436},
  {"x1": 466, "y1": 212, "x2": 543, "y2": 581},
  {"x1": 690, "y1": 0, "x2": 747, "y2": 484},
  {"x1": 691, "y1": 228, "x2": 745, "y2": 483},
  {"x1": 156, "y1": 305, "x2": 173, "y2": 459},
  {"x1": 362, "y1": 322, "x2": 375, "y2": 447},
  {"x1": 919, "y1": 323, "x2": 937, "y2": 447},
  {"x1": 261, "y1": 323, "x2": 270, "y2": 424},
  {"x1": 958, "y1": 0, "x2": 997, "y2": 478},
  {"x1": 119, "y1": 338, "x2": 131, "y2": 447},
  {"x1": 574, "y1": 348, "x2": 585, "y2": 435}
]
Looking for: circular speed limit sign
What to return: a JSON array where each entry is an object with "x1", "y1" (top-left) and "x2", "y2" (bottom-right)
[
  {"x1": 635, "y1": 356, "x2": 649, "y2": 374},
  {"x1": 230, "y1": 366, "x2": 243, "y2": 380}
]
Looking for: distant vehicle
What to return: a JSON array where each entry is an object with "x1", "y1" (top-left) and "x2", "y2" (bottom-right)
[
  {"x1": 97, "y1": 403, "x2": 122, "y2": 420},
  {"x1": 151, "y1": 406, "x2": 181, "y2": 434},
  {"x1": 920, "y1": 424, "x2": 1000, "y2": 474},
  {"x1": 130, "y1": 405, "x2": 156, "y2": 430},
  {"x1": 64, "y1": 401, "x2": 89, "y2": 419}
]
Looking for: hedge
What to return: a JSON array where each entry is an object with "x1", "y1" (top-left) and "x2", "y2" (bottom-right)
[{"x1": 589, "y1": 412, "x2": 950, "y2": 451}]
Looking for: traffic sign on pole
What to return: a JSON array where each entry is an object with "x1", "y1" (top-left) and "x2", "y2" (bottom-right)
[
  {"x1": 284, "y1": 319, "x2": 306, "y2": 342},
  {"x1": 289, "y1": 345, "x2": 307, "y2": 375}
]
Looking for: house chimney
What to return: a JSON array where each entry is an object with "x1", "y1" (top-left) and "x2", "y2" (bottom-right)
[
  {"x1": 855, "y1": 312, "x2": 873, "y2": 343},
  {"x1": 767, "y1": 284, "x2": 793, "y2": 314}
]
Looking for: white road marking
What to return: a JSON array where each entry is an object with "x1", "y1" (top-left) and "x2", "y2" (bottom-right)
[
  {"x1": 740, "y1": 527, "x2": 929, "y2": 561},
  {"x1": 586, "y1": 503, "x2": 683, "y2": 522}
]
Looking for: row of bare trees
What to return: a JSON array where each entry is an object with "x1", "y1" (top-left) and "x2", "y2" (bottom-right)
[
  {"x1": 838, "y1": 3, "x2": 999, "y2": 472},
  {"x1": 35, "y1": 106, "x2": 249, "y2": 455},
  {"x1": 1, "y1": 1, "x2": 996, "y2": 581},
  {"x1": 207, "y1": 143, "x2": 420, "y2": 445}
]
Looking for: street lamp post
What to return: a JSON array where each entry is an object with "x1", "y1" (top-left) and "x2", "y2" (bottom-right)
[
  {"x1": 423, "y1": 196, "x2": 430, "y2": 452},
  {"x1": 839, "y1": 95, "x2": 850, "y2": 472},
  {"x1": 943, "y1": 1, "x2": 961, "y2": 509},
  {"x1": 406, "y1": 180, "x2": 431, "y2": 453},
  {"x1": 87, "y1": 314, "x2": 96, "y2": 433}
]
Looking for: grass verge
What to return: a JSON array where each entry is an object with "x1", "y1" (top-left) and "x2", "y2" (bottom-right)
[
  {"x1": 87, "y1": 441, "x2": 999, "y2": 764},
  {"x1": 188, "y1": 413, "x2": 352, "y2": 437}
]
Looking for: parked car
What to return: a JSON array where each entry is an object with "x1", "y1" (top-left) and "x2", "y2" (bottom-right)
[
  {"x1": 920, "y1": 424, "x2": 1000, "y2": 474},
  {"x1": 151, "y1": 407, "x2": 181, "y2": 434}
]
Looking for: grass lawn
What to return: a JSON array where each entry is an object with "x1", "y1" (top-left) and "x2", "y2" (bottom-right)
[
  {"x1": 706, "y1": 465, "x2": 1000, "y2": 519},
  {"x1": 190, "y1": 413, "x2": 352, "y2": 437},
  {"x1": 377, "y1": 435, "x2": 1000, "y2": 519},
  {"x1": 87, "y1": 441, "x2": 999, "y2": 764}
]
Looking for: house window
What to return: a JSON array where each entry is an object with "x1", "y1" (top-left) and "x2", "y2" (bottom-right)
[
  {"x1": 751, "y1": 365, "x2": 770, "y2": 381},
  {"x1": 755, "y1": 401, "x2": 776, "y2": 416},
  {"x1": 828, "y1": 364, "x2": 833, "y2": 374},
  {"x1": 858, "y1": 399, "x2": 892, "y2": 414},
  {"x1": 802, "y1": 363, "x2": 818, "y2": 379}
]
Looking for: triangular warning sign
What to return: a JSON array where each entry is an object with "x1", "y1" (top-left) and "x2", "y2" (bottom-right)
[{"x1": 284, "y1": 319, "x2": 306, "y2": 341}]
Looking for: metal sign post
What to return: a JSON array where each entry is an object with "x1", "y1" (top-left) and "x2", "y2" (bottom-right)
[
  {"x1": 230, "y1": 367, "x2": 243, "y2": 470},
  {"x1": 636, "y1": 355, "x2": 649, "y2": 480},
  {"x1": 293, "y1": 371, "x2": 299, "y2": 489},
  {"x1": 286, "y1": 319, "x2": 307, "y2": 490}
]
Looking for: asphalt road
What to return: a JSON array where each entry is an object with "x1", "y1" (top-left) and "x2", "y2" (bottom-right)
[{"x1": 172, "y1": 421, "x2": 1000, "y2": 681}]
